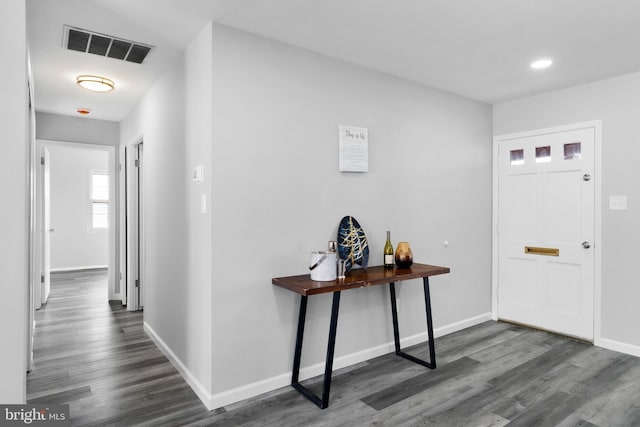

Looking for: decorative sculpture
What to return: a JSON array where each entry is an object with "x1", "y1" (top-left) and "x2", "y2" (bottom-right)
[{"x1": 337, "y1": 216, "x2": 369, "y2": 272}]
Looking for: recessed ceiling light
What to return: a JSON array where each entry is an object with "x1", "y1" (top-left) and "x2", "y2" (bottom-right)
[
  {"x1": 77, "y1": 108, "x2": 91, "y2": 115},
  {"x1": 76, "y1": 75, "x2": 115, "y2": 92},
  {"x1": 531, "y1": 59, "x2": 553, "y2": 69}
]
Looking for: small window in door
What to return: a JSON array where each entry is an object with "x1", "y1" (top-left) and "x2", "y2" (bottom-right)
[
  {"x1": 564, "y1": 142, "x2": 582, "y2": 160},
  {"x1": 536, "y1": 146, "x2": 551, "y2": 163},
  {"x1": 90, "y1": 172, "x2": 109, "y2": 229},
  {"x1": 510, "y1": 149, "x2": 524, "y2": 165}
]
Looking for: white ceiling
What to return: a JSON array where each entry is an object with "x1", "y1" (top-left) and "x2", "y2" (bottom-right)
[{"x1": 27, "y1": 0, "x2": 640, "y2": 122}]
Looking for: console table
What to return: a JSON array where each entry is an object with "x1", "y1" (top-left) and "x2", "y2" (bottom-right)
[{"x1": 272, "y1": 263, "x2": 450, "y2": 409}]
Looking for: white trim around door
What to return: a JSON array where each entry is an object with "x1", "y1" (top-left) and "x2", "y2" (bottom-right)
[{"x1": 35, "y1": 139, "x2": 119, "y2": 302}]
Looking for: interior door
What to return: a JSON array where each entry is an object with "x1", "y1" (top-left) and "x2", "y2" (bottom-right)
[
  {"x1": 120, "y1": 145, "x2": 128, "y2": 305},
  {"x1": 41, "y1": 146, "x2": 51, "y2": 304},
  {"x1": 126, "y1": 141, "x2": 143, "y2": 311},
  {"x1": 497, "y1": 127, "x2": 595, "y2": 340}
]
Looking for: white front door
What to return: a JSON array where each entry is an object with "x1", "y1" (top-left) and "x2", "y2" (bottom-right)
[{"x1": 497, "y1": 126, "x2": 595, "y2": 340}]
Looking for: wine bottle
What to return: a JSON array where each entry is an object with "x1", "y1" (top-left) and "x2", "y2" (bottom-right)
[{"x1": 384, "y1": 231, "x2": 394, "y2": 269}]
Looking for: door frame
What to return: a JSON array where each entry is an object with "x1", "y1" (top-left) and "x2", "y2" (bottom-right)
[
  {"x1": 123, "y1": 137, "x2": 144, "y2": 311},
  {"x1": 35, "y1": 145, "x2": 51, "y2": 307},
  {"x1": 491, "y1": 120, "x2": 603, "y2": 345},
  {"x1": 34, "y1": 139, "x2": 119, "y2": 301}
]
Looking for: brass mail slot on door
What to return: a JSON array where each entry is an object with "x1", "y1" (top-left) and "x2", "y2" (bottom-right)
[{"x1": 524, "y1": 246, "x2": 559, "y2": 256}]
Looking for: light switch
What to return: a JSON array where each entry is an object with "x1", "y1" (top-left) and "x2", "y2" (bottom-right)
[
  {"x1": 200, "y1": 194, "x2": 207, "y2": 214},
  {"x1": 193, "y1": 166, "x2": 204, "y2": 183},
  {"x1": 609, "y1": 195, "x2": 627, "y2": 211}
]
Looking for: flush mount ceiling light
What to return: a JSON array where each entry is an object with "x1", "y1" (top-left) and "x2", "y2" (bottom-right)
[
  {"x1": 531, "y1": 58, "x2": 553, "y2": 69},
  {"x1": 76, "y1": 75, "x2": 115, "y2": 92}
]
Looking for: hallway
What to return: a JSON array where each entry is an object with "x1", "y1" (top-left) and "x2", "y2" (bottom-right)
[{"x1": 26, "y1": 269, "x2": 213, "y2": 426}]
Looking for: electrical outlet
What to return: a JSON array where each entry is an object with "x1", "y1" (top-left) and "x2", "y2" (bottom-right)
[{"x1": 609, "y1": 195, "x2": 627, "y2": 211}]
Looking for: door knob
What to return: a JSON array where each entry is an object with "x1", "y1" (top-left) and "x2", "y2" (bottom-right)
[{"x1": 582, "y1": 241, "x2": 591, "y2": 249}]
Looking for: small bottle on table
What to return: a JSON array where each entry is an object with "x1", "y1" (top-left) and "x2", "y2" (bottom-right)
[{"x1": 384, "y1": 231, "x2": 394, "y2": 269}]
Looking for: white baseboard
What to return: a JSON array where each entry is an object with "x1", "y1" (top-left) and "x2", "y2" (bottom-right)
[
  {"x1": 50, "y1": 265, "x2": 108, "y2": 272},
  {"x1": 208, "y1": 312, "x2": 492, "y2": 410},
  {"x1": 597, "y1": 337, "x2": 640, "y2": 358},
  {"x1": 143, "y1": 322, "x2": 215, "y2": 410},
  {"x1": 144, "y1": 312, "x2": 492, "y2": 411},
  {"x1": 146, "y1": 310, "x2": 640, "y2": 412}
]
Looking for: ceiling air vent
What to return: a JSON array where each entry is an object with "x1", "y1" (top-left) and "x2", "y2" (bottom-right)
[{"x1": 63, "y1": 25, "x2": 153, "y2": 64}]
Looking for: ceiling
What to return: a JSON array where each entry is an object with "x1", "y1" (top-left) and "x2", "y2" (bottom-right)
[{"x1": 27, "y1": 0, "x2": 640, "y2": 122}]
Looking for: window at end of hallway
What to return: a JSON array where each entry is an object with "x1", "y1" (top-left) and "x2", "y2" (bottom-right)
[{"x1": 90, "y1": 171, "x2": 109, "y2": 229}]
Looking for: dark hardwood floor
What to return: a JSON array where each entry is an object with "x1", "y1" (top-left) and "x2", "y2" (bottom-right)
[
  {"x1": 28, "y1": 270, "x2": 640, "y2": 426},
  {"x1": 27, "y1": 269, "x2": 215, "y2": 426}
]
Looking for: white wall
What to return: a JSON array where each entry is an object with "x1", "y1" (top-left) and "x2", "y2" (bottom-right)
[
  {"x1": 0, "y1": 0, "x2": 28, "y2": 404},
  {"x1": 120, "y1": 23, "x2": 214, "y2": 399},
  {"x1": 209, "y1": 24, "x2": 493, "y2": 401},
  {"x1": 36, "y1": 112, "x2": 119, "y2": 147},
  {"x1": 122, "y1": 21, "x2": 493, "y2": 409},
  {"x1": 494, "y1": 72, "x2": 640, "y2": 351},
  {"x1": 47, "y1": 144, "x2": 109, "y2": 270},
  {"x1": 184, "y1": 22, "x2": 213, "y2": 392}
]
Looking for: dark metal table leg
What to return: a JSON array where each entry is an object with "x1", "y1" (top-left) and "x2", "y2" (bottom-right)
[
  {"x1": 321, "y1": 291, "x2": 341, "y2": 408},
  {"x1": 291, "y1": 291, "x2": 341, "y2": 409},
  {"x1": 389, "y1": 282, "x2": 401, "y2": 353},
  {"x1": 423, "y1": 277, "x2": 436, "y2": 368},
  {"x1": 291, "y1": 295, "x2": 308, "y2": 384},
  {"x1": 388, "y1": 278, "x2": 436, "y2": 369}
]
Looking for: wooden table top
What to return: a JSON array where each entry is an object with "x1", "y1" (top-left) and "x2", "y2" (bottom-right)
[{"x1": 272, "y1": 263, "x2": 450, "y2": 296}]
